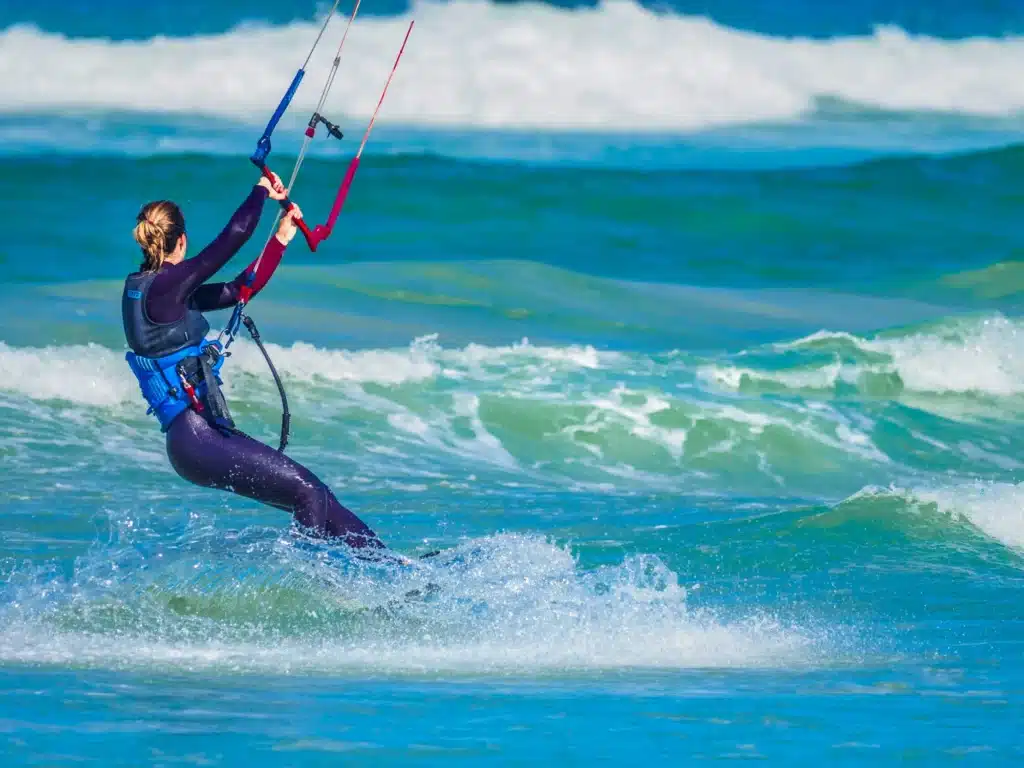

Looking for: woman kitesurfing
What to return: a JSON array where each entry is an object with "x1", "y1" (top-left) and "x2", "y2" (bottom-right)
[
  {"x1": 124, "y1": 180, "x2": 386, "y2": 550},
  {"x1": 120, "y1": 3, "x2": 413, "y2": 553}
]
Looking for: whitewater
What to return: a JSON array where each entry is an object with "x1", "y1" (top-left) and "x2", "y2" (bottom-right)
[{"x1": 2, "y1": 1, "x2": 1024, "y2": 132}]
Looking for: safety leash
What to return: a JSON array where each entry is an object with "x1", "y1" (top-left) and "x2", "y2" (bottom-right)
[{"x1": 242, "y1": 316, "x2": 291, "y2": 451}]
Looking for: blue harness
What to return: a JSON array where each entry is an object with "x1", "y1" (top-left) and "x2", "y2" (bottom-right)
[
  {"x1": 122, "y1": 267, "x2": 288, "y2": 449},
  {"x1": 125, "y1": 339, "x2": 226, "y2": 432}
]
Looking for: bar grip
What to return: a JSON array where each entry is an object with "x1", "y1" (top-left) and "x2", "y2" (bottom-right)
[{"x1": 250, "y1": 69, "x2": 305, "y2": 167}]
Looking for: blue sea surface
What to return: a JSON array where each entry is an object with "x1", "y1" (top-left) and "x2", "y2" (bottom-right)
[
  {"x1": 9, "y1": 0, "x2": 1024, "y2": 38},
  {"x1": 1, "y1": 0, "x2": 1023, "y2": 764}
]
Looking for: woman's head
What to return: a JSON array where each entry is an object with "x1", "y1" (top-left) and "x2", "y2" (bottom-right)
[{"x1": 133, "y1": 201, "x2": 186, "y2": 271}]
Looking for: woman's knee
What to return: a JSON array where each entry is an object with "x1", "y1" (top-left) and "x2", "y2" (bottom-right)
[{"x1": 290, "y1": 477, "x2": 332, "y2": 530}]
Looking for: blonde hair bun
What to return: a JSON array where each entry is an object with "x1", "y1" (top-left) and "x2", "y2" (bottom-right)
[{"x1": 133, "y1": 200, "x2": 185, "y2": 271}]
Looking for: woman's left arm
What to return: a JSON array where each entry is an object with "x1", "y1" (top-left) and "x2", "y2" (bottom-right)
[
  {"x1": 192, "y1": 236, "x2": 287, "y2": 311},
  {"x1": 192, "y1": 205, "x2": 303, "y2": 312}
]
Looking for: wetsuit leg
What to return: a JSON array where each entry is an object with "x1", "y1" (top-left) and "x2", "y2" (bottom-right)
[{"x1": 165, "y1": 409, "x2": 384, "y2": 550}]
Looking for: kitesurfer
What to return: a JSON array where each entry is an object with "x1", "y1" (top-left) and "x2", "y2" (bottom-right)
[{"x1": 122, "y1": 173, "x2": 385, "y2": 551}]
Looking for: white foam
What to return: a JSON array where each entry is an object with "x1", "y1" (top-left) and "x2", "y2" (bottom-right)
[
  {"x1": 698, "y1": 361, "x2": 847, "y2": 392},
  {"x1": 0, "y1": 341, "x2": 137, "y2": 407},
  {"x1": 231, "y1": 334, "x2": 611, "y2": 387},
  {"x1": 0, "y1": 335, "x2": 611, "y2": 408},
  {"x1": 711, "y1": 315, "x2": 1024, "y2": 398},
  {"x1": 0, "y1": 330, "x2": 994, "y2": 487},
  {"x1": 453, "y1": 337, "x2": 607, "y2": 369},
  {"x1": 3, "y1": 1, "x2": 1024, "y2": 131},
  {"x1": 0, "y1": 614, "x2": 815, "y2": 674},
  {"x1": 844, "y1": 484, "x2": 1024, "y2": 552},
  {"x1": 867, "y1": 316, "x2": 1024, "y2": 396},
  {"x1": 708, "y1": 402, "x2": 889, "y2": 464},
  {"x1": 0, "y1": 534, "x2": 824, "y2": 674},
  {"x1": 579, "y1": 384, "x2": 689, "y2": 460},
  {"x1": 384, "y1": 390, "x2": 521, "y2": 472},
  {"x1": 228, "y1": 337, "x2": 441, "y2": 386},
  {"x1": 916, "y1": 482, "x2": 1024, "y2": 551}
]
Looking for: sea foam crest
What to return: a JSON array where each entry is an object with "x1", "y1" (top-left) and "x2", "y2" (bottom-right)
[
  {"x1": 847, "y1": 482, "x2": 1024, "y2": 553},
  {"x1": 2, "y1": 1, "x2": 1024, "y2": 131},
  {"x1": 0, "y1": 336, "x2": 612, "y2": 408},
  {"x1": 702, "y1": 314, "x2": 1024, "y2": 398},
  {"x1": 917, "y1": 482, "x2": 1024, "y2": 552}
]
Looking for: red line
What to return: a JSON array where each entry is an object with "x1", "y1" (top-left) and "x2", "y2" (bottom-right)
[{"x1": 356, "y1": 20, "x2": 415, "y2": 159}]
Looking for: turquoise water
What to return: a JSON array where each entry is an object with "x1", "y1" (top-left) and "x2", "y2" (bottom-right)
[{"x1": 3, "y1": 1, "x2": 1024, "y2": 763}]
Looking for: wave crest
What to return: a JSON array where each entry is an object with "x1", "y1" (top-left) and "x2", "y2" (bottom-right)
[{"x1": 3, "y1": 1, "x2": 1024, "y2": 132}]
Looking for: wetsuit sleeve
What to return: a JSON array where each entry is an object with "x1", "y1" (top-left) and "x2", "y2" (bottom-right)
[
  {"x1": 191, "y1": 236, "x2": 287, "y2": 312},
  {"x1": 145, "y1": 185, "x2": 270, "y2": 324}
]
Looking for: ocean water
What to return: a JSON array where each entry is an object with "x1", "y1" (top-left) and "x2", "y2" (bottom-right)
[{"x1": 2, "y1": 0, "x2": 1024, "y2": 763}]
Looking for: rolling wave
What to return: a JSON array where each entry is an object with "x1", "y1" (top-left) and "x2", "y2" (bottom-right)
[
  {"x1": 2, "y1": 314, "x2": 1020, "y2": 495},
  {"x1": 3, "y1": 1, "x2": 1024, "y2": 134}
]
